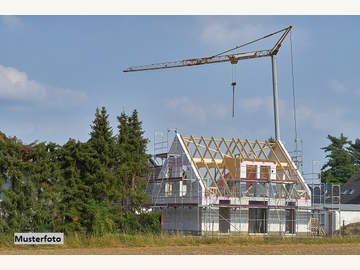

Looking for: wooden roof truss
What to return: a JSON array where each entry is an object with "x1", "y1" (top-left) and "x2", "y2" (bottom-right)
[{"x1": 180, "y1": 135, "x2": 310, "y2": 200}]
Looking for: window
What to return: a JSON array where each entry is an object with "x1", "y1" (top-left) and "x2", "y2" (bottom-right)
[
  {"x1": 260, "y1": 166, "x2": 270, "y2": 180},
  {"x1": 165, "y1": 183, "x2": 172, "y2": 197},
  {"x1": 240, "y1": 182, "x2": 247, "y2": 196},
  {"x1": 246, "y1": 165, "x2": 257, "y2": 179},
  {"x1": 179, "y1": 181, "x2": 187, "y2": 197},
  {"x1": 182, "y1": 168, "x2": 188, "y2": 179},
  {"x1": 246, "y1": 183, "x2": 256, "y2": 197},
  {"x1": 230, "y1": 180, "x2": 241, "y2": 196},
  {"x1": 255, "y1": 182, "x2": 267, "y2": 197}
]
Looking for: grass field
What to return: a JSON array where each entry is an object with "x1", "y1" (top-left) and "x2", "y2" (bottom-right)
[{"x1": 2, "y1": 234, "x2": 360, "y2": 254}]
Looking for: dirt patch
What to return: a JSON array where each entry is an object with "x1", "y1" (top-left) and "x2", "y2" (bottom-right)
[
  {"x1": 2, "y1": 243, "x2": 360, "y2": 255},
  {"x1": 338, "y1": 222, "x2": 360, "y2": 236}
]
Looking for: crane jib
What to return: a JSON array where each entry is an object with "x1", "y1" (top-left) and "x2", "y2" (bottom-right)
[
  {"x1": 123, "y1": 50, "x2": 272, "y2": 72},
  {"x1": 123, "y1": 25, "x2": 291, "y2": 73}
]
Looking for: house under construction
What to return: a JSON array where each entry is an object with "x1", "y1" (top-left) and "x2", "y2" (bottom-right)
[
  {"x1": 125, "y1": 25, "x2": 347, "y2": 236},
  {"x1": 148, "y1": 133, "x2": 312, "y2": 235}
]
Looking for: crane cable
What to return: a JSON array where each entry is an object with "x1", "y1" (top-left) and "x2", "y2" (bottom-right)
[
  {"x1": 220, "y1": 26, "x2": 288, "y2": 119},
  {"x1": 290, "y1": 30, "x2": 299, "y2": 152},
  {"x1": 231, "y1": 64, "x2": 237, "y2": 117},
  {"x1": 213, "y1": 26, "x2": 289, "y2": 58}
]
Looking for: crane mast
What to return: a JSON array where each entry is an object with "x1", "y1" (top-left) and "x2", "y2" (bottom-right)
[{"x1": 124, "y1": 25, "x2": 293, "y2": 141}]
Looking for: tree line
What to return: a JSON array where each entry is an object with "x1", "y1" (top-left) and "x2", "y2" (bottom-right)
[
  {"x1": 0, "y1": 107, "x2": 159, "y2": 234},
  {"x1": 1, "y1": 111, "x2": 359, "y2": 234},
  {"x1": 321, "y1": 133, "x2": 360, "y2": 184}
]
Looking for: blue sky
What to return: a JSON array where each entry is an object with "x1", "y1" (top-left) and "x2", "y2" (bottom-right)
[{"x1": 0, "y1": 16, "x2": 359, "y2": 176}]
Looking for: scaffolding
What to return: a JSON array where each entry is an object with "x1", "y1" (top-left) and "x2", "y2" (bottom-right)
[
  {"x1": 147, "y1": 133, "x2": 326, "y2": 236},
  {"x1": 148, "y1": 150, "x2": 202, "y2": 234},
  {"x1": 148, "y1": 163, "x2": 312, "y2": 236},
  {"x1": 308, "y1": 183, "x2": 341, "y2": 236}
]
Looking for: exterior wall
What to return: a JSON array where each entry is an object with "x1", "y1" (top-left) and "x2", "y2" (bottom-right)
[
  {"x1": 162, "y1": 206, "x2": 201, "y2": 234},
  {"x1": 150, "y1": 134, "x2": 203, "y2": 206},
  {"x1": 230, "y1": 208, "x2": 249, "y2": 233},
  {"x1": 201, "y1": 207, "x2": 219, "y2": 233},
  {"x1": 199, "y1": 206, "x2": 311, "y2": 235},
  {"x1": 341, "y1": 211, "x2": 360, "y2": 227},
  {"x1": 312, "y1": 208, "x2": 360, "y2": 234},
  {"x1": 296, "y1": 210, "x2": 312, "y2": 234},
  {"x1": 268, "y1": 209, "x2": 285, "y2": 233},
  {"x1": 158, "y1": 203, "x2": 311, "y2": 235},
  {"x1": 150, "y1": 178, "x2": 202, "y2": 205},
  {"x1": 312, "y1": 209, "x2": 341, "y2": 234},
  {"x1": 202, "y1": 208, "x2": 249, "y2": 234}
]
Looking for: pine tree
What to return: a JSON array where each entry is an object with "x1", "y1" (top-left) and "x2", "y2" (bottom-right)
[
  {"x1": 89, "y1": 106, "x2": 114, "y2": 165},
  {"x1": 116, "y1": 112, "x2": 131, "y2": 211},
  {"x1": 348, "y1": 138, "x2": 360, "y2": 172},
  {"x1": 127, "y1": 110, "x2": 150, "y2": 211},
  {"x1": 27, "y1": 142, "x2": 63, "y2": 232},
  {"x1": 128, "y1": 110, "x2": 149, "y2": 178},
  {"x1": 117, "y1": 112, "x2": 129, "y2": 146},
  {"x1": 321, "y1": 134, "x2": 355, "y2": 184},
  {"x1": 58, "y1": 139, "x2": 95, "y2": 233},
  {"x1": 115, "y1": 110, "x2": 151, "y2": 231},
  {"x1": 87, "y1": 106, "x2": 118, "y2": 233}
]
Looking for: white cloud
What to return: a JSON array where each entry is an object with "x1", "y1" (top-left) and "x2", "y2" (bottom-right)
[
  {"x1": 200, "y1": 19, "x2": 268, "y2": 49},
  {"x1": 238, "y1": 96, "x2": 290, "y2": 118},
  {"x1": 166, "y1": 96, "x2": 227, "y2": 124},
  {"x1": 1, "y1": 16, "x2": 24, "y2": 30},
  {"x1": 197, "y1": 17, "x2": 311, "y2": 53},
  {"x1": 294, "y1": 102, "x2": 356, "y2": 134},
  {"x1": 329, "y1": 79, "x2": 348, "y2": 94},
  {"x1": 354, "y1": 89, "x2": 360, "y2": 97},
  {"x1": 237, "y1": 94, "x2": 358, "y2": 135},
  {"x1": 329, "y1": 79, "x2": 360, "y2": 97},
  {"x1": 166, "y1": 93, "x2": 358, "y2": 136},
  {"x1": 0, "y1": 65, "x2": 46, "y2": 101},
  {"x1": 238, "y1": 96, "x2": 273, "y2": 113},
  {"x1": 0, "y1": 64, "x2": 87, "y2": 107},
  {"x1": 165, "y1": 95, "x2": 281, "y2": 128}
]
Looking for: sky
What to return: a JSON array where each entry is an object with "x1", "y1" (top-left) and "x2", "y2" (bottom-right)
[{"x1": 0, "y1": 16, "x2": 360, "y2": 178}]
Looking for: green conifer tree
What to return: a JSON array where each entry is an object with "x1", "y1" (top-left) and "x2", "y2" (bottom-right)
[
  {"x1": 127, "y1": 110, "x2": 149, "y2": 209},
  {"x1": 321, "y1": 134, "x2": 355, "y2": 184},
  {"x1": 115, "y1": 110, "x2": 151, "y2": 232},
  {"x1": 89, "y1": 106, "x2": 114, "y2": 165},
  {"x1": 87, "y1": 106, "x2": 117, "y2": 233},
  {"x1": 116, "y1": 112, "x2": 131, "y2": 211},
  {"x1": 348, "y1": 138, "x2": 360, "y2": 172}
]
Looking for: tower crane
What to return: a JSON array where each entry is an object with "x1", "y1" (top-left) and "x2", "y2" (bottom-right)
[{"x1": 123, "y1": 25, "x2": 293, "y2": 141}]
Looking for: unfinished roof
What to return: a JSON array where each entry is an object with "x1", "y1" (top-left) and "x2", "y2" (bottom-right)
[
  {"x1": 165, "y1": 134, "x2": 310, "y2": 200},
  {"x1": 341, "y1": 174, "x2": 360, "y2": 204}
]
